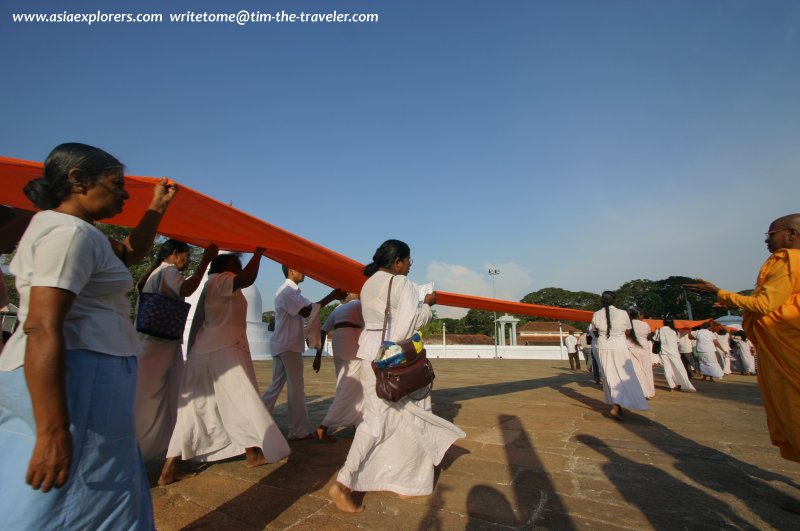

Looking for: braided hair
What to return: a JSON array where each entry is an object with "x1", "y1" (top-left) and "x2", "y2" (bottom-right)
[{"x1": 601, "y1": 291, "x2": 616, "y2": 338}]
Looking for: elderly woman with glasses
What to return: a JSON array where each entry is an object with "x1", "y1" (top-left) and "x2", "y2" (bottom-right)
[{"x1": 0, "y1": 143, "x2": 176, "y2": 530}]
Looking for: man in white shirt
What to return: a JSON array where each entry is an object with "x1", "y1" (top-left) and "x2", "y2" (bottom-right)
[
  {"x1": 565, "y1": 331, "x2": 580, "y2": 370},
  {"x1": 261, "y1": 265, "x2": 344, "y2": 440}
]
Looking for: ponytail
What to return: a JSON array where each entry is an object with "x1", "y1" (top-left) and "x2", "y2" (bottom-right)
[
  {"x1": 601, "y1": 291, "x2": 616, "y2": 339},
  {"x1": 363, "y1": 262, "x2": 379, "y2": 277}
]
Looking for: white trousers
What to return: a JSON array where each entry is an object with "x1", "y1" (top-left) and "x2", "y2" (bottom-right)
[{"x1": 261, "y1": 351, "x2": 310, "y2": 439}]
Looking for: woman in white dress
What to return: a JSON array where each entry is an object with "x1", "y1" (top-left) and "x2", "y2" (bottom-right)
[
  {"x1": 732, "y1": 330, "x2": 757, "y2": 375},
  {"x1": 591, "y1": 291, "x2": 648, "y2": 420},
  {"x1": 329, "y1": 240, "x2": 465, "y2": 512},
  {"x1": 655, "y1": 320, "x2": 696, "y2": 392},
  {"x1": 627, "y1": 309, "x2": 655, "y2": 399},
  {"x1": 158, "y1": 250, "x2": 290, "y2": 485},
  {"x1": 692, "y1": 323, "x2": 724, "y2": 381},
  {"x1": 716, "y1": 329, "x2": 733, "y2": 375},
  {"x1": 134, "y1": 239, "x2": 217, "y2": 463}
]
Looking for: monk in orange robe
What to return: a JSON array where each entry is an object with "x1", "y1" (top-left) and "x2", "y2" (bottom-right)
[{"x1": 685, "y1": 213, "x2": 800, "y2": 462}]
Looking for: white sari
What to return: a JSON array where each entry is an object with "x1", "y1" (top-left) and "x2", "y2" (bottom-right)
[{"x1": 336, "y1": 271, "x2": 465, "y2": 496}]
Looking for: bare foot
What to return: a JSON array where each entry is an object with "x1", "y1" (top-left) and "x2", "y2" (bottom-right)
[
  {"x1": 396, "y1": 493, "x2": 417, "y2": 500},
  {"x1": 158, "y1": 457, "x2": 183, "y2": 486},
  {"x1": 609, "y1": 405, "x2": 623, "y2": 421},
  {"x1": 329, "y1": 482, "x2": 364, "y2": 513},
  {"x1": 245, "y1": 447, "x2": 267, "y2": 468},
  {"x1": 314, "y1": 426, "x2": 336, "y2": 444}
]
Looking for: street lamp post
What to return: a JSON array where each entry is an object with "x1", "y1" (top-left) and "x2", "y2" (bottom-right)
[
  {"x1": 681, "y1": 288, "x2": 694, "y2": 321},
  {"x1": 488, "y1": 268, "x2": 500, "y2": 359}
]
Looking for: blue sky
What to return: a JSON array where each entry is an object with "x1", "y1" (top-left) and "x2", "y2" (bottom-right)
[{"x1": 3, "y1": 1, "x2": 799, "y2": 317}]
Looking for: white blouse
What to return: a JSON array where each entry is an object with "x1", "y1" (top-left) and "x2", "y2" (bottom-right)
[
  {"x1": 590, "y1": 305, "x2": 632, "y2": 344},
  {"x1": 189, "y1": 272, "x2": 248, "y2": 355},
  {"x1": 357, "y1": 271, "x2": 432, "y2": 362},
  {"x1": 1, "y1": 210, "x2": 141, "y2": 371}
]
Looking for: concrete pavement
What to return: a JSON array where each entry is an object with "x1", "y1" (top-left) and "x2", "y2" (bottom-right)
[{"x1": 149, "y1": 359, "x2": 800, "y2": 530}]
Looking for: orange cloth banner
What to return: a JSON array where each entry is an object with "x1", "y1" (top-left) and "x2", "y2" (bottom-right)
[{"x1": 1, "y1": 156, "x2": 594, "y2": 322}]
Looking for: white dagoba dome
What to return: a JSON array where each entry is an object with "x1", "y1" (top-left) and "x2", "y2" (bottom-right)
[
  {"x1": 182, "y1": 278, "x2": 272, "y2": 360},
  {"x1": 242, "y1": 284, "x2": 271, "y2": 360}
]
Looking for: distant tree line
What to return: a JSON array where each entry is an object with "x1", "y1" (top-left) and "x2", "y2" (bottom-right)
[{"x1": 419, "y1": 276, "x2": 752, "y2": 337}]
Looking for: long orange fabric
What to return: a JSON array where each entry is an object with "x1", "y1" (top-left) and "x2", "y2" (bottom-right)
[
  {"x1": 1, "y1": 156, "x2": 595, "y2": 322},
  {"x1": 718, "y1": 249, "x2": 800, "y2": 462}
]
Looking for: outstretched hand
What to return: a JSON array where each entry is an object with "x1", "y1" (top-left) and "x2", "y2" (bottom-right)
[{"x1": 683, "y1": 278, "x2": 720, "y2": 295}]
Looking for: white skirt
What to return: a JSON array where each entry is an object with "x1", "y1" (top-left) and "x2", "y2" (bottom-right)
[
  {"x1": 337, "y1": 343, "x2": 465, "y2": 496},
  {"x1": 660, "y1": 353, "x2": 696, "y2": 391},
  {"x1": 597, "y1": 336, "x2": 649, "y2": 411},
  {"x1": 166, "y1": 344, "x2": 290, "y2": 463},
  {"x1": 628, "y1": 342, "x2": 655, "y2": 398},
  {"x1": 698, "y1": 350, "x2": 724, "y2": 378},
  {"x1": 134, "y1": 336, "x2": 183, "y2": 462}
]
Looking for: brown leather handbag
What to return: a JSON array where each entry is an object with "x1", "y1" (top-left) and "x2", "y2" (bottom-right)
[{"x1": 371, "y1": 276, "x2": 435, "y2": 402}]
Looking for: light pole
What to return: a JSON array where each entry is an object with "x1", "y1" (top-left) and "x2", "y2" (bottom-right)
[
  {"x1": 681, "y1": 288, "x2": 694, "y2": 320},
  {"x1": 488, "y1": 268, "x2": 500, "y2": 359}
]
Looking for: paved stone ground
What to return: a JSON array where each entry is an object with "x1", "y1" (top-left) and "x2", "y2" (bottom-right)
[{"x1": 149, "y1": 359, "x2": 800, "y2": 530}]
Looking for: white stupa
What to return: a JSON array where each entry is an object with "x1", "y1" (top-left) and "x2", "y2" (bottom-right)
[{"x1": 182, "y1": 279, "x2": 272, "y2": 360}]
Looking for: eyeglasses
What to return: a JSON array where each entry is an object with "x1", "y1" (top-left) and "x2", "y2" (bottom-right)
[
  {"x1": 765, "y1": 228, "x2": 792, "y2": 238},
  {"x1": 407, "y1": 258, "x2": 414, "y2": 266}
]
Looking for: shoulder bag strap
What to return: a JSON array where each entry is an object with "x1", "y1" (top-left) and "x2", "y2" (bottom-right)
[
  {"x1": 155, "y1": 268, "x2": 166, "y2": 296},
  {"x1": 380, "y1": 275, "x2": 395, "y2": 344}
]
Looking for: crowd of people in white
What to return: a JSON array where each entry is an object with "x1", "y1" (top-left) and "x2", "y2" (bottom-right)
[{"x1": 564, "y1": 292, "x2": 756, "y2": 420}]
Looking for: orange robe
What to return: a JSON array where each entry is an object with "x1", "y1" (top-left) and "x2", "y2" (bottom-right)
[{"x1": 717, "y1": 249, "x2": 800, "y2": 462}]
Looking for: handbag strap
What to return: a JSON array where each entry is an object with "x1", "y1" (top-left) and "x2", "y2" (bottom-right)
[{"x1": 380, "y1": 275, "x2": 395, "y2": 344}]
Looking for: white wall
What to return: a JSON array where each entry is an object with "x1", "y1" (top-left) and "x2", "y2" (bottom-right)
[{"x1": 426, "y1": 344, "x2": 566, "y2": 360}]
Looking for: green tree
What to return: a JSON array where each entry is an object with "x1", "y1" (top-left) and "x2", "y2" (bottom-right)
[
  {"x1": 519, "y1": 287, "x2": 600, "y2": 330},
  {"x1": 262, "y1": 310, "x2": 275, "y2": 331},
  {"x1": 455, "y1": 309, "x2": 496, "y2": 336},
  {"x1": 615, "y1": 279, "x2": 663, "y2": 317},
  {"x1": 615, "y1": 276, "x2": 727, "y2": 320},
  {"x1": 317, "y1": 301, "x2": 339, "y2": 329}
]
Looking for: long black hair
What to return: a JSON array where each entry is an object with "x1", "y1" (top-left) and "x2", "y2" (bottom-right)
[
  {"x1": 601, "y1": 291, "x2": 616, "y2": 338},
  {"x1": 627, "y1": 308, "x2": 642, "y2": 347},
  {"x1": 138, "y1": 239, "x2": 191, "y2": 290},
  {"x1": 24, "y1": 143, "x2": 124, "y2": 210},
  {"x1": 363, "y1": 239, "x2": 410, "y2": 277}
]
